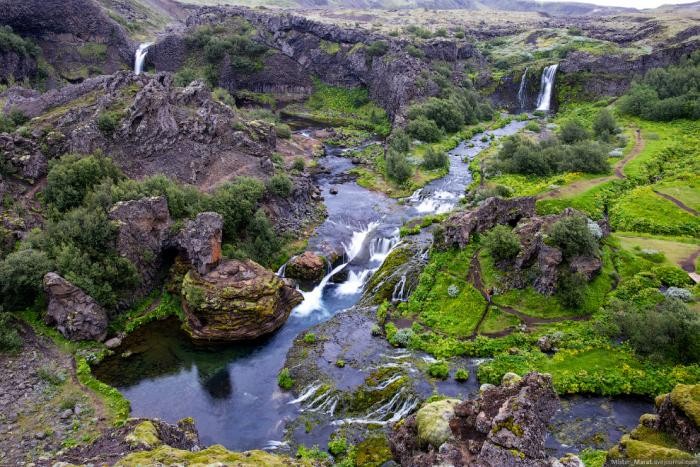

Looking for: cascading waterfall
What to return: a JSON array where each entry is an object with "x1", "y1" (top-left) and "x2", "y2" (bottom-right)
[
  {"x1": 335, "y1": 269, "x2": 372, "y2": 296},
  {"x1": 535, "y1": 64, "x2": 558, "y2": 112},
  {"x1": 134, "y1": 42, "x2": 153, "y2": 75},
  {"x1": 369, "y1": 234, "x2": 400, "y2": 262},
  {"x1": 517, "y1": 67, "x2": 529, "y2": 111},
  {"x1": 392, "y1": 275, "x2": 407, "y2": 302}
]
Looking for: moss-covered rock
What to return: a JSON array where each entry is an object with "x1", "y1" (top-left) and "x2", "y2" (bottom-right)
[
  {"x1": 115, "y1": 445, "x2": 311, "y2": 466},
  {"x1": 415, "y1": 398, "x2": 461, "y2": 448},
  {"x1": 615, "y1": 435, "x2": 693, "y2": 460},
  {"x1": 670, "y1": 384, "x2": 700, "y2": 427},
  {"x1": 181, "y1": 259, "x2": 303, "y2": 342},
  {"x1": 284, "y1": 251, "x2": 326, "y2": 282},
  {"x1": 125, "y1": 420, "x2": 161, "y2": 449}
]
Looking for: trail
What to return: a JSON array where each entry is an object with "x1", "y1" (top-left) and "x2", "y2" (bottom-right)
[
  {"x1": 652, "y1": 190, "x2": 699, "y2": 216},
  {"x1": 536, "y1": 128, "x2": 644, "y2": 201}
]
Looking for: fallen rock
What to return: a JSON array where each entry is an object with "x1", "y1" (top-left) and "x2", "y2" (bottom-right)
[
  {"x1": 284, "y1": 251, "x2": 326, "y2": 282},
  {"x1": 416, "y1": 399, "x2": 461, "y2": 448},
  {"x1": 569, "y1": 255, "x2": 603, "y2": 281},
  {"x1": 175, "y1": 212, "x2": 223, "y2": 275},
  {"x1": 43, "y1": 272, "x2": 109, "y2": 342},
  {"x1": 181, "y1": 259, "x2": 303, "y2": 342}
]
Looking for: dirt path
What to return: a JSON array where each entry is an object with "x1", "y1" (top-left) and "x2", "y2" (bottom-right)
[
  {"x1": 680, "y1": 250, "x2": 700, "y2": 273},
  {"x1": 652, "y1": 190, "x2": 699, "y2": 216},
  {"x1": 467, "y1": 251, "x2": 492, "y2": 338},
  {"x1": 536, "y1": 128, "x2": 644, "y2": 201}
]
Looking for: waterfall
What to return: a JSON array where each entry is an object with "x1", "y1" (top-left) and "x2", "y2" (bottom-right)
[
  {"x1": 392, "y1": 275, "x2": 407, "y2": 302},
  {"x1": 517, "y1": 67, "x2": 529, "y2": 111},
  {"x1": 535, "y1": 64, "x2": 558, "y2": 112},
  {"x1": 134, "y1": 42, "x2": 153, "y2": 75},
  {"x1": 369, "y1": 232, "x2": 400, "y2": 263},
  {"x1": 334, "y1": 269, "x2": 372, "y2": 296}
]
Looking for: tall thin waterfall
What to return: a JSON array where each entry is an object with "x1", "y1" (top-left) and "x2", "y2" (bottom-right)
[
  {"x1": 535, "y1": 64, "x2": 558, "y2": 112},
  {"x1": 134, "y1": 42, "x2": 153, "y2": 75},
  {"x1": 517, "y1": 67, "x2": 529, "y2": 111}
]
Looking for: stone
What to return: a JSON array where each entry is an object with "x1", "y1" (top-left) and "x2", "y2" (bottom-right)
[
  {"x1": 534, "y1": 245, "x2": 563, "y2": 295},
  {"x1": 569, "y1": 256, "x2": 603, "y2": 280},
  {"x1": 442, "y1": 197, "x2": 536, "y2": 249},
  {"x1": 175, "y1": 212, "x2": 224, "y2": 275},
  {"x1": 284, "y1": 252, "x2": 326, "y2": 282},
  {"x1": 43, "y1": 273, "x2": 109, "y2": 342},
  {"x1": 104, "y1": 337, "x2": 123, "y2": 350},
  {"x1": 415, "y1": 399, "x2": 461, "y2": 448},
  {"x1": 59, "y1": 409, "x2": 73, "y2": 420},
  {"x1": 657, "y1": 384, "x2": 700, "y2": 452},
  {"x1": 501, "y1": 372, "x2": 522, "y2": 387},
  {"x1": 329, "y1": 187, "x2": 339, "y2": 195},
  {"x1": 181, "y1": 259, "x2": 303, "y2": 342}
]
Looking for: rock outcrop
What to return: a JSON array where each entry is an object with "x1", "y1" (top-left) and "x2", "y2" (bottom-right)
[
  {"x1": 284, "y1": 251, "x2": 326, "y2": 282},
  {"x1": 181, "y1": 259, "x2": 303, "y2": 342},
  {"x1": 607, "y1": 384, "x2": 699, "y2": 463},
  {"x1": 109, "y1": 197, "x2": 173, "y2": 304},
  {"x1": 0, "y1": 133, "x2": 47, "y2": 181},
  {"x1": 175, "y1": 212, "x2": 223, "y2": 275},
  {"x1": 442, "y1": 197, "x2": 536, "y2": 249},
  {"x1": 43, "y1": 272, "x2": 109, "y2": 341},
  {"x1": 389, "y1": 372, "x2": 571, "y2": 466}
]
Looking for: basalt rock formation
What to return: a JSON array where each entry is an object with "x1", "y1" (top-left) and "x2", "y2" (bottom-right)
[
  {"x1": 284, "y1": 251, "x2": 326, "y2": 282},
  {"x1": 181, "y1": 259, "x2": 303, "y2": 342},
  {"x1": 175, "y1": 212, "x2": 224, "y2": 276},
  {"x1": 607, "y1": 383, "x2": 699, "y2": 462},
  {"x1": 389, "y1": 372, "x2": 578, "y2": 466},
  {"x1": 43, "y1": 272, "x2": 109, "y2": 342},
  {"x1": 442, "y1": 197, "x2": 537, "y2": 249},
  {"x1": 0, "y1": 0, "x2": 133, "y2": 82}
]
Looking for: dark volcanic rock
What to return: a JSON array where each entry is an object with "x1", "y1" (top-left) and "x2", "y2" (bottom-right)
[
  {"x1": 0, "y1": 133, "x2": 47, "y2": 181},
  {"x1": 443, "y1": 197, "x2": 536, "y2": 249},
  {"x1": 175, "y1": 212, "x2": 224, "y2": 276},
  {"x1": 0, "y1": 50, "x2": 38, "y2": 84},
  {"x1": 109, "y1": 196, "x2": 173, "y2": 305},
  {"x1": 43, "y1": 272, "x2": 109, "y2": 341},
  {"x1": 181, "y1": 259, "x2": 303, "y2": 342},
  {"x1": 390, "y1": 372, "x2": 564, "y2": 466},
  {"x1": 656, "y1": 385, "x2": 700, "y2": 452}
]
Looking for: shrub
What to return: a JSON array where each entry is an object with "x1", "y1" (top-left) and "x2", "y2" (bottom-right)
[
  {"x1": 559, "y1": 119, "x2": 589, "y2": 143},
  {"x1": 0, "y1": 249, "x2": 54, "y2": 309},
  {"x1": 664, "y1": 287, "x2": 692, "y2": 301},
  {"x1": 45, "y1": 154, "x2": 123, "y2": 212},
  {"x1": 292, "y1": 157, "x2": 305, "y2": 172},
  {"x1": 267, "y1": 173, "x2": 293, "y2": 197},
  {"x1": 407, "y1": 116, "x2": 443, "y2": 142},
  {"x1": 277, "y1": 368, "x2": 294, "y2": 389},
  {"x1": 303, "y1": 332, "x2": 317, "y2": 344},
  {"x1": 212, "y1": 87, "x2": 236, "y2": 107},
  {"x1": 524, "y1": 121, "x2": 540, "y2": 133},
  {"x1": 8, "y1": 108, "x2": 28, "y2": 126},
  {"x1": 557, "y1": 271, "x2": 587, "y2": 309},
  {"x1": 96, "y1": 111, "x2": 121, "y2": 136},
  {"x1": 454, "y1": 368, "x2": 469, "y2": 382},
  {"x1": 208, "y1": 177, "x2": 265, "y2": 235},
  {"x1": 483, "y1": 225, "x2": 521, "y2": 262},
  {"x1": 385, "y1": 149, "x2": 413, "y2": 183},
  {"x1": 613, "y1": 298, "x2": 700, "y2": 363},
  {"x1": 427, "y1": 360, "x2": 449, "y2": 379},
  {"x1": 328, "y1": 436, "x2": 348, "y2": 456},
  {"x1": 548, "y1": 215, "x2": 598, "y2": 258},
  {"x1": 0, "y1": 313, "x2": 22, "y2": 353},
  {"x1": 388, "y1": 129, "x2": 411, "y2": 153},
  {"x1": 652, "y1": 265, "x2": 692, "y2": 287},
  {"x1": 389, "y1": 328, "x2": 414, "y2": 347},
  {"x1": 422, "y1": 147, "x2": 449, "y2": 170},
  {"x1": 366, "y1": 40, "x2": 389, "y2": 57},
  {"x1": 406, "y1": 44, "x2": 424, "y2": 58},
  {"x1": 592, "y1": 108, "x2": 617, "y2": 141},
  {"x1": 275, "y1": 123, "x2": 292, "y2": 139}
]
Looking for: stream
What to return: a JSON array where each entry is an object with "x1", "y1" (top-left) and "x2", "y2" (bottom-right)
[{"x1": 93, "y1": 119, "x2": 651, "y2": 453}]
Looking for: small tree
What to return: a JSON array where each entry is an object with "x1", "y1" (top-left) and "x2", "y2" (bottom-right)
[
  {"x1": 406, "y1": 116, "x2": 443, "y2": 143},
  {"x1": 388, "y1": 129, "x2": 410, "y2": 153},
  {"x1": 559, "y1": 119, "x2": 589, "y2": 144},
  {"x1": 483, "y1": 225, "x2": 521, "y2": 263},
  {"x1": 593, "y1": 108, "x2": 617, "y2": 141},
  {"x1": 422, "y1": 147, "x2": 449, "y2": 170},
  {"x1": 267, "y1": 173, "x2": 292, "y2": 197},
  {"x1": 385, "y1": 149, "x2": 413, "y2": 183},
  {"x1": 0, "y1": 249, "x2": 54, "y2": 309},
  {"x1": 549, "y1": 215, "x2": 598, "y2": 258}
]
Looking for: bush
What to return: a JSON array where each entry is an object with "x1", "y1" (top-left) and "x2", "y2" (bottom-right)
[
  {"x1": 389, "y1": 328, "x2": 414, "y2": 347},
  {"x1": 328, "y1": 436, "x2": 348, "y2": 457},
  {"x1": 548, "y1": 215, "x2": 598, "y2": 258},
  {"x1": 557, "y1": 272, "x2": 587, "y2": 309},
  {"x1": 407, "y1": 116, "x2": 443, "y2": 142},
  {"x1": 275, "y1": 123, "x2": 291, "y2": 139},
  {"x1": 366, "y1": 40, "x2": 389, "y2": 57},
  {"x1": 0, "y1": 249, "x2": 54, "y2": 309},
  {"x1": 427, "y1": 360, "x2": 449, "y2": 379},
  {"x1": 212, "y1": 87, "x2": 236, "y2": 107},
  {"x1": 385, "y1": 149, "x2": 413, "y2": 183},
  {"x1": 613, "y1": 298, "x2": 700, "y2": 363},
  {"x1": 406, "y1": 44, "x2": 424, "y2": 58},
  {"x1": 208, "y1": 177, "x2": 265, "y2": 235},
  {"x1": 388, "y1": 129, "x2": 410, "y2": 153},
  {"x1": 277, "y1": 368, "x2": 294, "y2": 389},
  {"x1": 292, "y1": 157, "x2": 305, "y2": 172},
  {"x1": 422, "y1": 147, "x2": 449, "y2": 170},
  {"x1": 0, "y1": 313, "x2": 22, "y2": 353},
  {"x1": 303, "y1": 332, "x2": 316, "y2": 344},
  {"x1": 592, "y1": 108, "x2": 617, "y2": 141},
  {"x1": 524, "y1": 121, "x2": 540, "y2": 133},
  {"x1": 559, "y1": 119, "x2": 589, "y2": 143},
  {"x1": 267, "y1": 173, "x2": 293, "y2": 197},
  {"x1": 454, "y1": 368, "x2": 469, "y2": 382},
  {"x1": 483, "y1": 225, "x2": 521, "y2": 262},
  {"x1": 96, "y1": 111, "x2": 121, "y2": 136},
  {"x1": 45, "y1": 154, "x2": 123, "y2": 212}
]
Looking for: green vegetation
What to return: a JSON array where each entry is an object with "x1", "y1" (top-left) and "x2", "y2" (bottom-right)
[
  {"x1": 277, "y1": 368, "x2": 294, "y2": 390},
  {"x1": 479, "y1": 307, "x2": 521, "y2": 334},
  {"x1": 610, "y1": 186, "x2": 700, "y2": 236},
  {"x1": 549, "y1": 215, "x2": 598, "y2": 258},
  {"x1": 0, "y1": 25, "x2": 40, "y2": 58},
  {"x1": 427, "y1": 360, "x2": 450, "y2": 379},
  {"x1": 96, "y1": 111, "x2": 121, "y2": 136},
  {"x1": 618, "y1": 51, "x2": 700, "y2": 121},
  {"x1": 454, "y1": 368, "x2": 470, "y2": 382},
  {"x1": 0, "y1": 313, "x2": 22, "y2": 353},
  {"x1": 422, "y1": 147, "x2": 449, "y2": 170},
  {"x1": 267, "y1": 173, "x2": 293, "y2": 197},
  {"x1": 0, "y1": 249, "x2": 54, "y2": 310},
  {"x1": 108, "y1": 291, "x2": 183, "y2": 335},
  {"x1": 482, "y1": 225, "x2": 521, "y2": 262}
]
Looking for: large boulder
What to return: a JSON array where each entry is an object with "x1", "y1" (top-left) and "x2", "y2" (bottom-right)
[
  {"x1": 443, "y1": 197, "x2": 536, "y2": 249},
  {"x1": 284, "y1": 251, "x2": 326, "y2": 282},
  {"x1": 390, "y1": 372, "x2": 564, "y2": 466},
  {"x1": 416, "y1": 399, "x2": 461, "y2": 449},
  {"x1": 175, "y1": 212, "x2": 223, "y2": 275},
  {"x1": 181, "y1": 259, "x2": 303, "y2": 342},
  {"x1": 109, "y1": 196, "x2": 172, "y2": 305},
  {"x1": 43, "y1": 272, "x2": 109, "y2": 342}
]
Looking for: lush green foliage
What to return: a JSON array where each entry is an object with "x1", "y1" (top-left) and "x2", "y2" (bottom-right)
[
  {"x1": 277, "y1": 368, "x2": 294, "y2": 390},
  {"x1": 266, "y1": 173, "x2": 292, "y2": 197},
  {"x1": 618, "y1": 51, "x2": 700, "y2": 121},
  {"x1": 0, "y1": 313, "x2": 22, "y2": 353},
  {"x1": 406, "y1": 116, "x2": 443, "y2": 142},
  {"x1": 427, "y1": 360, "x2": 449, "y2": 379},
  {"x1": 385, "y1": 149, "x2": 413, "y2": 183},
  {"x1": 592, "y1": 108, "x2": 618, "y2": 141},
  {"x1": 186, "y1": 21, "x2": 267, "y2": 74},
  {"x1": 96, "y1": 111, "x2": 121, "y2": 136},
  {"x1": 0, "y1": 249, "x2": 53, "y2": 309},
  {"x1": 422, "y1": 147, "x2": 449, "y2": 170},
  {"x1": 0, "y1": 26, "x2": 40, "y2": 57},
  {"x1": 559, "y1": 119, "x2": 589, "y2": 143},
  {"x1": 482, "y1": 225, "x2": 521, "y2": 262},
  {"x1": 407, "y1": 88, "x2": 493, "y2": 140},
  {"x1": 548, "y1": 215, "x2": 598, "y2": 258}
]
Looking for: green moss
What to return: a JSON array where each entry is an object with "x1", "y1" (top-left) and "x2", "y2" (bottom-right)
[
  {"x1": 277, "y1": 368, "x2": 294, "y2": 390},
  {"x1": 363, "y1": 247, "x2": 412, "y2": 304},
  {"x1": 345, "y1": 367, "x2": 406, "y2": 414},
  {"x1": 617, "y1": 435, "x2": 693, "y2": 460},
  {"x1": 669, "y1": 384, "x2": 700, "y2": 426},
  {"x1": 76, "y1": 357, "x2": 130, "y2": 426},
  {"x1": 416, "y1": 399, "x2": 461, "y2": 448},
  {"x1": 629, "y1": 425, "x2": 681, "y2": 450},
  {"x1": 125, "y1": 420, "x2": 161, "y2": 449},
  {"x1": 116, "y1": 445, "x2": 311, "y2": 466},
  {"x1": 579, "y1": 448, "x2": 607, "y2": 467},
  {"x1": 319, "y1": 40, "x2": 341, "y2": 55},
  {"x1": 355, "y1": 436, "x2": 393, "y2": 467},
  {"x1": 492, "y1": 416, "x2": 524, "y2": 437},
  {"x1": 109, "y1": 291, "x2": 184, "y2": 335}
]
